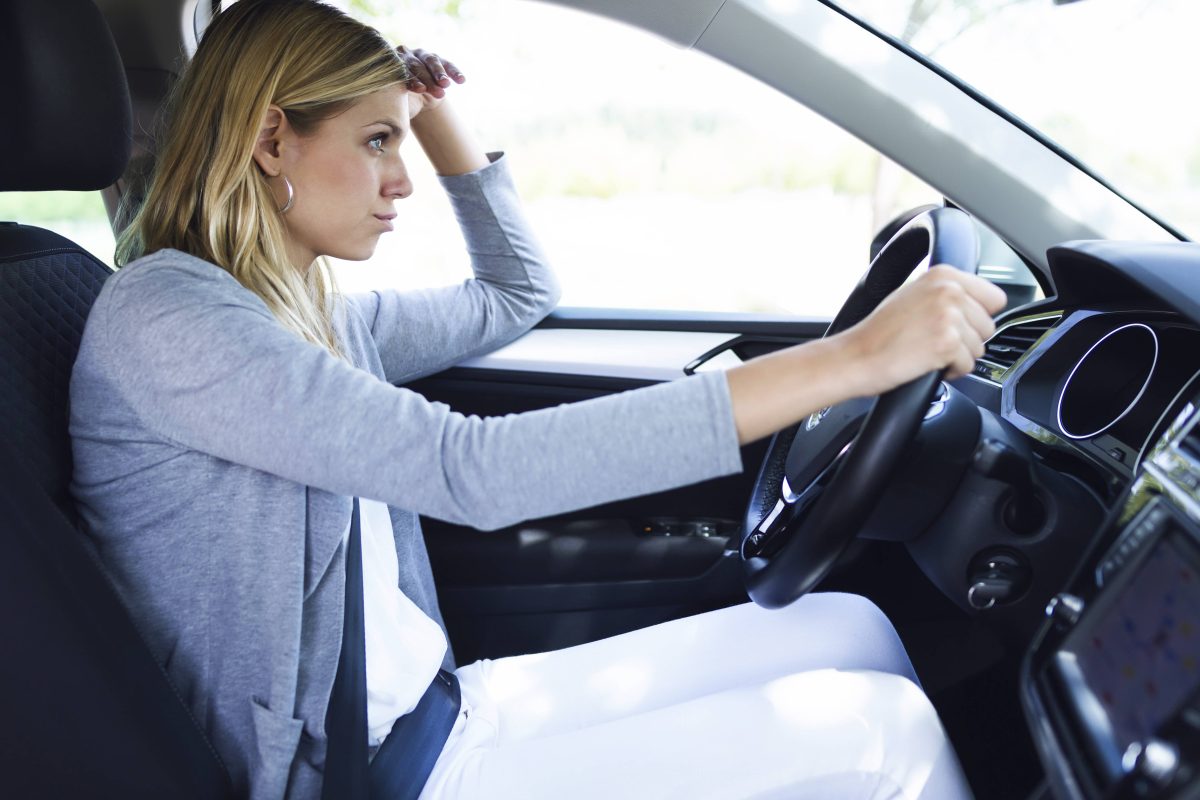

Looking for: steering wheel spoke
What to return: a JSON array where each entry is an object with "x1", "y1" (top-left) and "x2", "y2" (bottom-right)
[
  {"x1": 744, "y1": 443, "x2": 851, "y2": 559},
  {"x1": 743, "y1": 498, "x2": 789, "y2": 559}
]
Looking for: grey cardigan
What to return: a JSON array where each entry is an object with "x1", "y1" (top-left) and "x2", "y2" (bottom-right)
[{"x1": 69, "y1": 155, "x2": 743, "y2": 799}]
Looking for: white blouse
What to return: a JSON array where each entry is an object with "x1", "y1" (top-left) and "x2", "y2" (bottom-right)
[{"x1": 355, "y1": 498, "x2": 449, "y2": 746}]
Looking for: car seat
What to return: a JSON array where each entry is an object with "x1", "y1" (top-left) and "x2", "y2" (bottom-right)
[{"x1": 0, "y1": 0, "x2": 232, "y2": 795}]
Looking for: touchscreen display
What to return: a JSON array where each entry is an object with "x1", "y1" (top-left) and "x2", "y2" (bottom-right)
[{"x1": 1065, "y1": 531, "x2": 1200, "y2": 757}]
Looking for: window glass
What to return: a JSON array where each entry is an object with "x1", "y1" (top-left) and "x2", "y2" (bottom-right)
[
  {"x1": 835, "y1": 0, "x2": 1199, "y2": 242},
  {"x1": 337, "y1": 0, "x2": 1041, "y2": 317},
  {"x1": 0, "y1": 191, "x2": 116, "y2": 266},
  {"x1": 977, "y1": 222, "x2": 1043, "y2": 311}
]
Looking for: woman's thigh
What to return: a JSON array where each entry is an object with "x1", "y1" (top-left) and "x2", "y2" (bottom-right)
[
  {"x1": 467, "y1": 592, "x2": 918, "y2": 745},
  {"x1": 441, "y1": 669, "x2": 971, "y2": 800}
]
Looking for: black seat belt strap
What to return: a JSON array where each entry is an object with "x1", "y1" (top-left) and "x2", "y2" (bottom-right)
[
  {"x1": 368, "y1": 669, "x2": 461, "y2": 799},
  {"x1": 322, "y1": 499, "x2": 462, "y2": 800},
  {"x1": 322, "y1": 498, "x2": 369, "y2": 799}
]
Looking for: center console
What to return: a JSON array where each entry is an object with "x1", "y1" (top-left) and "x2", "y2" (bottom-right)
[{"x1": 1024, "y1": 397, "x2": 1200, "y2": 799}]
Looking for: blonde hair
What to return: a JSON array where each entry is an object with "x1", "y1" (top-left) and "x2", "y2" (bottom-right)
[{"x1": 116, "y1": 0, "x2": 408, "y2": 356}]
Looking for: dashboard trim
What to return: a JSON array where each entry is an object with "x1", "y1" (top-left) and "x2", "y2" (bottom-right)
[
  {"x1": 1135, "y1": 369, "x2": 1200, "y2": 471},
  {"x1": 975, "y1": 310, "x2": 1065, "y2": 385}
]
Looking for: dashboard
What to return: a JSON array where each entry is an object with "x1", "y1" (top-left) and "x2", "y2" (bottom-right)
[
  {"x1": 967, "y1": 241, "x2": 1200, "y2": 799},
  {"x1": 981, "y1": 309, "x2": 1200, "y2": 488}
]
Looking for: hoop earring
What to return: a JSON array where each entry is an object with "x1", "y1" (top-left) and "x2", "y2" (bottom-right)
[{"x1": 278, "y1": 175, "x2": 295, "y2": 214}]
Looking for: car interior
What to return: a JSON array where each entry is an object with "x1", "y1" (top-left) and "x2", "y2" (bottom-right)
[{"x1": 2, "y1": 0, "x2": 1198, "y2": 799}]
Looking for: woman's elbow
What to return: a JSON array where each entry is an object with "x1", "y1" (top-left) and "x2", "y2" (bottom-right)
[
  {"x1": 471, "y1": 513, "x2": 515, "y2": 532},
  {"x1": 457, "y1": 504, "x2": 522, "y2": 532},
  {"x1": 536, "y1": 272, "x2": 562, "y2": 317}
]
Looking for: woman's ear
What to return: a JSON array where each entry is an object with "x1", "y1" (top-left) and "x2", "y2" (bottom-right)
[{"x1": 251, "y1": 104, "x2": 292, "y2": 176}]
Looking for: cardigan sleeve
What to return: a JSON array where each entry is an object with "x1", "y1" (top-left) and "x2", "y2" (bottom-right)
[
  {"x1": 348, "y1": 153, "x2": 561, "y2": 385},
  {"x1": 96, "y1": 252, "x2": 741, "y2": 531}
]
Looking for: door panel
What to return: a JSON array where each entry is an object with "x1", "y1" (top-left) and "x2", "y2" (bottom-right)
[
  {"x1": 409, "y1": 315, "x2": 823, "y2": 661},
  {"x1": 436, "y1": 563, "x2": 744, "y2": 665}
]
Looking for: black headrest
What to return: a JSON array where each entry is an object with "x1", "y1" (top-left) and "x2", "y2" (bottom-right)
[{"x1": 0, "y1": 0, "x2": 132, "y2": 191}]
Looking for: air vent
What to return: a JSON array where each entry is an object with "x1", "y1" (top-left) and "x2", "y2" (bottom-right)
[
  {"x1": 1180, "y1": 420, "x2": 1200, "y2": 463},
  {"x1": 980, "y1": 314, "x2": 1062, "y2": 370}
]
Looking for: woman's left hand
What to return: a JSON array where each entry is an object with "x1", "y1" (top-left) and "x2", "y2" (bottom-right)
[{"x1": 397, "y1": 46, "x2": 465, "y2": 118}]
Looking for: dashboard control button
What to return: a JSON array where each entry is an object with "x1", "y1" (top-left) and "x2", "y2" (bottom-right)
[
  {"x1": 1122, "y1": 739, "x2": 1180, "y2": 788},
  {"x1": 1045, "y1": 593, "x2": 1085, "y2": 627},
  {"x1": 1098, "y1": 560, "x2": 1119, "y2": 584}
]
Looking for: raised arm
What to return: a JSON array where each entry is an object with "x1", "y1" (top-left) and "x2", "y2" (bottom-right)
[
  {"x1": 400, "y1": 48, "x2": 487, "y2": 178},
  {"x1": 350, "y1": 153, "x2": 561, "y2": 384},
  {"x1": 351, "y1": 48, "x2": 561, "y2": 384}
]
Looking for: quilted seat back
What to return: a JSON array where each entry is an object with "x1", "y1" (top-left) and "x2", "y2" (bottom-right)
[{"x1": 0, "y1": 225, "x2": 110, "y2": 520}]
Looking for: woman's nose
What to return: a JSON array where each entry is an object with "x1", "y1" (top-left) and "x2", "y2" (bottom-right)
[{"x1": 386, "y1": 158, "x2": 413, "y2": 199}]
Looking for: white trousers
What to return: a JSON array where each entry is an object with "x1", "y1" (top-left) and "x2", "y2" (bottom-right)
[{"x1": 420, "y1": 593, "x2": 973, "y2": 799}]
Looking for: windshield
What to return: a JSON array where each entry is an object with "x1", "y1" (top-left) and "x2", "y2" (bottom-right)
[{"x1": 835, "y1": 0, "x2": 1199, "y2": 241}]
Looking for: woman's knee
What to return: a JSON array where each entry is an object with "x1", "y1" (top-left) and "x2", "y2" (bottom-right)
[
  {"x1": 784, "y1": 591, "x2": 900, "y2": 641},
  {"x1": 790, "y1": 592, "x2": 916, "y2": 677},
  {"x1": 754, "y1": 669, "x2": 968, "y2": 799}
]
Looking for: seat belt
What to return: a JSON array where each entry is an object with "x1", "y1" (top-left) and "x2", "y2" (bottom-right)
[
  {"x1": 322, "y1": 499, "x2": 370, "y2": 800},
  {"x1": 368, "y1": 669, "x2": 461, "y2": 798},
  {"x1": 322, "y1": 499, "x2": 462, "y2": 800}
]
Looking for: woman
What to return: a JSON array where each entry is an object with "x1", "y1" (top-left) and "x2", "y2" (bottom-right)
[{"x1": 69, "y1": 0, "x2": 1003, "y2": 797}]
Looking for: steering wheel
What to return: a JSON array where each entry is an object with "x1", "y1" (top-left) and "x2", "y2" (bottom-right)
[{"x1": 740, "y1": 207, "x2": 980, "y2": 609}]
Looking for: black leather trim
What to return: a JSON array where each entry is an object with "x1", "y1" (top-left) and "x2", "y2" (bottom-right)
[{"x1": 0, "y1": 435, "x2": 234, "y2": 799}]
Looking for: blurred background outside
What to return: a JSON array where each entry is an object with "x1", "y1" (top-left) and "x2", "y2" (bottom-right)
[{"x1": 2, "y1": 0, "x2": 1192, "y2": 317}]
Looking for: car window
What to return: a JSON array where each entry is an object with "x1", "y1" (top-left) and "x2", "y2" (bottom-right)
[
  {"x1": 16, "y1": 0, "x2": 1041, "y2": 316},
  {"x1": 336, "y1": 0, "x2": 1041, "y2": 317},
  {"x1": 0, "y1": 191, "x2": 116, "y2": 267}
]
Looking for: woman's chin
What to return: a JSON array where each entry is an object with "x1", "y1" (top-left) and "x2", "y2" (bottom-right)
[{"x1": 330, "y1": 242, "x2": 381, "y2": 262}]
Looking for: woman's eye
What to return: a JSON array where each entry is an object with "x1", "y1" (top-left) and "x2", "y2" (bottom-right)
[{"x1": 368, "y1": 134, "x2": 387, "y2": 153}]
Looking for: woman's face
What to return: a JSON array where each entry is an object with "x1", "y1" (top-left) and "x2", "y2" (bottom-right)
[{"x1": 280, "y1": 85, "x2": 412, "y2": 268}]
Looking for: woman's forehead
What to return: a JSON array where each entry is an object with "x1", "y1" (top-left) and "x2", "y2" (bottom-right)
[{"x1": 346, "y1": 85, "x2": 408, "y2": 121}]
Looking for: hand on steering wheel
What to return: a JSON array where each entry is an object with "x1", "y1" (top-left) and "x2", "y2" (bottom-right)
[
  {"x1": 739, "y1": 208, "x2": 1005, "y2": 608},
  {"x1": 839, "y1": 265, "x2": 1003, "y2": 392}
]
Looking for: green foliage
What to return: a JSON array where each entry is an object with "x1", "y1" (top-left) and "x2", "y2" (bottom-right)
[
  {"x1": 350, "y1": 0, "x2": 464, "y2": 22},
  {"x1": 0, "y1": 191, "x2": 109, "y2": 224},
  {"x1": 1189, "y1": 145, "x2": 1200, "y2": 186},
  {"x1": 495, "y1": 106, "x2": 879, "y2": 201},
  {"x1": 900, "y1": 0, "x2": 1035, "y2": 52},
  {"x1": 348, "y1": 0, "x2": 468, "y2": 44}
]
